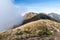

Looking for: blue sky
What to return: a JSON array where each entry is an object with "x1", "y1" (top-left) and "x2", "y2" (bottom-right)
[
  {"x1": 13, "y1": 0, "x2": 59, "y2": 4},
  {"x1": 12, "y1": 0, "x2": 60, "y2": 15}
]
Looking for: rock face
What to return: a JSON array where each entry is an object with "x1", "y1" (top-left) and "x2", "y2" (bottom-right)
[
  {"x1": 48, "y1": 13, "x2": 60, "y2": 22},
  {"x1": 0, "y1": 20, "x2": 60, "y2": 40},
  {"x1": 23, "y1": 12, "x2": 57, "y2": 25}
]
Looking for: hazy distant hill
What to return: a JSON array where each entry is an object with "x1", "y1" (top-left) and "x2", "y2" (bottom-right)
[{"x1": 48, "y1": 13, "x2": 60, "y2": 22}]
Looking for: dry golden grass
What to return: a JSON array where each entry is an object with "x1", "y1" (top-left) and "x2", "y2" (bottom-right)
[
  {"x1": 0, "y1": 19, "x2": 60, "y2": 40},
  {"x1": 24, "y1": 12, "x2": 37, "y2": 20},
  {"x1": 15, "y1": 19, "x2": 60, "y2": 30}
]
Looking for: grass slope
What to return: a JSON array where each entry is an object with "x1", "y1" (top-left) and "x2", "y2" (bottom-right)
[{"x1": 0, "y1": 19, "x2": 60, "y2": 40}]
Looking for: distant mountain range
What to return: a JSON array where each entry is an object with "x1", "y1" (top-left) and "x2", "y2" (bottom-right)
[{"x1": 48, "y1": 13, "x2": 60, "y2": 22}]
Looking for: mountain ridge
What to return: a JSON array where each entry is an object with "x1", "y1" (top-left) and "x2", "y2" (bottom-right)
[{"x1": 0, "y1": 12, "x2": 60, "y2": 40}]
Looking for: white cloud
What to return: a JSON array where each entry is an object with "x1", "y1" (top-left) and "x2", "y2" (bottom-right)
[{"x1": 0, "y1": 0, "x2": 25, "y2": 32}]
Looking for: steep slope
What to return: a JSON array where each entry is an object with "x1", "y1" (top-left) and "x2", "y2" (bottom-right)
[{"x1": 0, "y1": 20, "x2": 60, "y2": 40}]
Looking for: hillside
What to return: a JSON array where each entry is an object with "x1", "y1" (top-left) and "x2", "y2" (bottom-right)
[{"x1": 0, "y1": 19, "x2": 60, "y2": 40}]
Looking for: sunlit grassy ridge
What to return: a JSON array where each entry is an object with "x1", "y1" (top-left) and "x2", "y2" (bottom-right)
[
  {"x1": 24, "y1": 12, "x2": 37, "y2": 20},
  {"x1": 0, "y1": 19, "x2": 60, "y2": 40}
]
